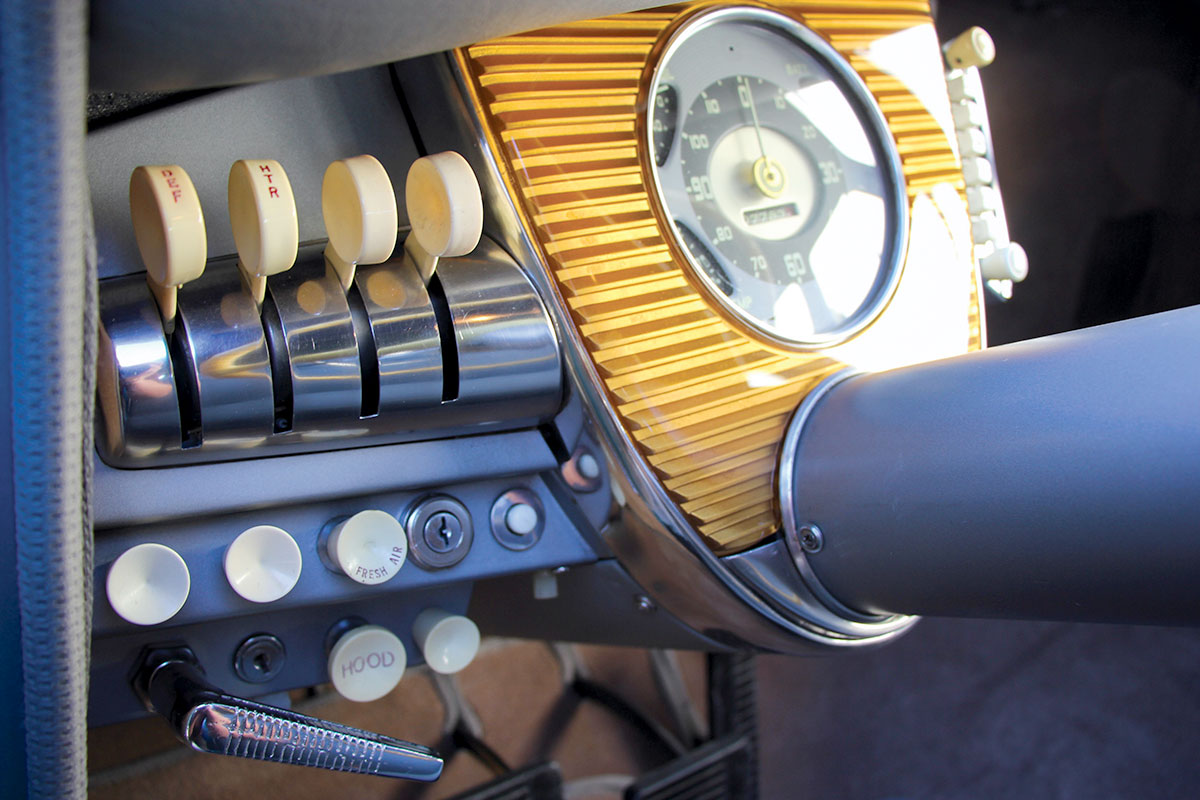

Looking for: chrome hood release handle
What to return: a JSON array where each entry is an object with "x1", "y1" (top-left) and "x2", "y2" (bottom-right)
[{"x1": 133, "y1": 646, "x2": 443, "y2": 782}]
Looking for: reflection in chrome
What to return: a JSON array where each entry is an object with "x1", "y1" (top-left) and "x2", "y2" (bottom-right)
[
  {"x1": 96, "y1": 276, "x2": 181, "y2": 460},
  {"x1": 270, "y1": 261, "x2": 362, "y2": 429},
  {"x1": 355, "y1": 259, "x2": 442, "y2": 412},
  {"x1": 176, "y1": 265, "x2": 275, "y2": 447}
]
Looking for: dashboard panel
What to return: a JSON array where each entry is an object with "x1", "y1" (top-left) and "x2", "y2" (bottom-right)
[{"x1": 79, "y1": 0, "x2": 991, "y2": 780}]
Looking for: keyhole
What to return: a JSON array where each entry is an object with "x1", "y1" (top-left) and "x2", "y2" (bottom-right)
[
  {"x1": 438, "y1": 519, "x2": 453, "y2": 545},
  {"x1": 253, "y1": 652, "x2": 272, "y2": 675}
]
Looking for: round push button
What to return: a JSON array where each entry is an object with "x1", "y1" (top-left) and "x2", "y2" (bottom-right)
[
  {"x1": 328, "y1": 624, "x2": 407, "y2": 702},
  {"x1": 505, "y1": 503, "x2": 539, "y2": 536},
  {"x1": 413, "y1": 609, "x2": 480, "y2": 675},
  {"x1": 106, "y1": 542, "x2": 190, "y2": 626},
  {"x1": 224, "y1": 524, "x2": 303, "y2": 603},
  {"x1": 325, "y1": 509, "x2": 408, "y2": 585}
]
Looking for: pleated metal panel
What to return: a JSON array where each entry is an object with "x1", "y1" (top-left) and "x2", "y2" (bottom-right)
[{"x1": 459, "y1": 1, "x2": 982, "y2": 553}]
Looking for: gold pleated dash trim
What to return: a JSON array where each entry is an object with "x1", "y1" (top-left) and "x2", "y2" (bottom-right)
[{"x1": 461, "y1": 1, "x2": 980, "y2": 554}]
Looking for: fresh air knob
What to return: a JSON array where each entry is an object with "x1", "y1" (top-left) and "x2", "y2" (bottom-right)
[{"x1": 323, "y1": 509, "x2": 408, "y2": 585}]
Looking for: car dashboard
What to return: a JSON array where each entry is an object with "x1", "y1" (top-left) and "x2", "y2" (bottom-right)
[{"x1": 2, "y1": 0, "x2": 1197, "y2": 796}]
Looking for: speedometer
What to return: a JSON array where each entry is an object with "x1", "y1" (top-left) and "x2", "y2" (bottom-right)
[{"x1": 647, "y1": 7, "x2": 907, "y2": 346}]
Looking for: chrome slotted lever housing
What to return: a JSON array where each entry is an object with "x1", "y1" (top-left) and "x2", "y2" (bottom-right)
[{"x1": 133, "y1": 646, "x2": 443, "y2": 782}]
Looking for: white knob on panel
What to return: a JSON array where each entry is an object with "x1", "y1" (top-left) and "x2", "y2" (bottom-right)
[
  {"x1": 129, "y1": 165, "x2": 207, "y2": 329},
  {"x1": 966, "y1": 185, "x2": 1000, "y2": 215},
  {"x1": 328, "y1": 624, "x2": 408, "y2": 702},
  {"x1": 404, "y1": 151, "x2": 483, "y2": 282},
  {"x1": 961, "y1": 156, "x2": 994, "y2": 186},
  {"x1": 980, "y1": 242, "x2": 1029, "y2": 282},
  {"x1": 412, "y1": 609, "x2": 480, "y2": 675},
  {"x1": 945, "y1": 26, "x2": 996, "y2": 70},
  {"x1": 228, "y1": 159, "x2": 299, "y2": 306},
  {"x1": 322, "y1": 155, "x2": 399, "y2": 291},
  {"x1": 325, "y1": 509, "x2": 408, "y2": 585},
  {"x1": 224, "y1": 524, "x2": 303, "y2": 603},
  {"x1": 956, "y1": 128, "x2": 988, "y2": 158},
  {"x1": 951, "y1": 101, "x2": 986, "y2": 130},
  {"x1": 106, "y1": 542, "x2": 191, "y2": 626}
]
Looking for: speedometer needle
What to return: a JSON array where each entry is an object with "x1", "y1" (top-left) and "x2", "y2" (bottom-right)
[
  {"x1": 740, "y1": 77, "x2": 786, "y2": 198},
  {"x1": 742, "y1": 76, "x2": 769, "y2": 160}
]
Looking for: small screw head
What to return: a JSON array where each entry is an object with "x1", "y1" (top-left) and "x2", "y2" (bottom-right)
[
  {"x1": 634, "y1": 594, "x2": 656, "y2": 614},
  {"x1": 798, "y1": 524, "x2": 824, "y2": 554}
]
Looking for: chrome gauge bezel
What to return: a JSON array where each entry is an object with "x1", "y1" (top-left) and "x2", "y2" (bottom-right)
[{"x1": 645, "y1": 5, "x2": 910, "y2": 349}]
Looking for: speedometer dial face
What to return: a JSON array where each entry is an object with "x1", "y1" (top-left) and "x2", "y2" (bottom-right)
[{"x1": 647, "y1": 7, "x2": 907, "y2": 346}]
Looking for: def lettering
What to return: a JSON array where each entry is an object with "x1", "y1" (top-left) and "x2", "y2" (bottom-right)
[{"x1": 160, "y1": 168, "x2": 183, "y2": 203}]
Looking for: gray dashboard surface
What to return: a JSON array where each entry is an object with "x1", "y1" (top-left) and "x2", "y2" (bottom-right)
[
  {"x1": 88, "y1": 66, "x2": 418, "y2": 280},
  {"x1": 90, "y1": 0, "x2": 662, "y2": 91}
]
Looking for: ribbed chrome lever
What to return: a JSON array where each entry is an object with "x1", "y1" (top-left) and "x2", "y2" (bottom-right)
[{"x1": 133, "y1": 646, "x2": 443, "y2": 782}]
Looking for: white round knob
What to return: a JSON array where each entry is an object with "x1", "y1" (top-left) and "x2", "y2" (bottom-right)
[
  {"x1": 224, "y1": 524, "x2": 303, "y2": 603},
  {"x1": 328, "y1": 624, "x2": 407, "y2": 702},
  {"x1": 956, "y1": 129, "x2": 988, "y2": 158},
  {"x1": 505, "y1": 503, "x2": 540, "y2": 536},
  {"x1": 412, "y1": 609, "x2": 480, "y2": 675},
  {"x1": 966, "y1": 185, "x2": 999, "y2": 215},
  {"x1": 228, "y1": 159, "x2": 299, "y2": 287},
  {"x1": 945, "y1": 26, "x2": 996, "y2": 70},
  {"x1": 322, "y1": 155, "x2": 398, "y2": 266},
  {"x1": 106, "y1": 543, "x2": 190, "y2": 626},
  {"x1": 129, "y1": 165, "x2": 207, "y2": 290},
  {"x1": 325, "y1": 510, "x2": 408, "y2": 585},
  {"x1": 405, "y1": 151, "x2": 483, "y2": 259},
  {"x1": 961, "y1": 156, "x2": 994, "y2": 186},
  {"x1": 981, "y1": 242, "x2": 1029, "y2": 282}
]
